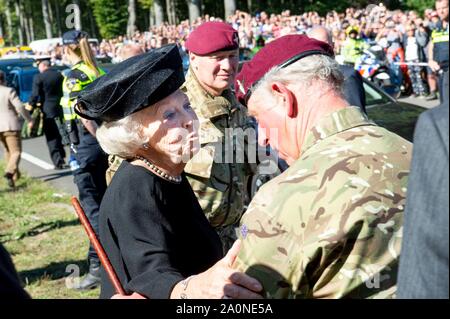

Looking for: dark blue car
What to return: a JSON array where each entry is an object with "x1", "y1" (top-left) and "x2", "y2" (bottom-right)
[
  {"x1": 0, "y1": 58, "x2": 35, "y2": 90},
  {"x1": 8, "y1": 67, "x2": 39, "y2": 102}
]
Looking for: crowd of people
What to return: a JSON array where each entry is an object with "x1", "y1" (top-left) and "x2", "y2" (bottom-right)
[
  {"x1": 0, "y1": 0, "x2": 448, "y2": 300},
  {"x1": 20, "y1": 4, "x2": 444, "y2": 101}
]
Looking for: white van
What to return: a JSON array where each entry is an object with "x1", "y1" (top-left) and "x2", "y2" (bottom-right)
[{"x1": 29, "y1": 38, "x2": 99, "y2": 54}]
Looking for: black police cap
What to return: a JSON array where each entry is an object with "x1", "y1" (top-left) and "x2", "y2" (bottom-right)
[
  {"x1": 75, "y1": 44, "x2": 185, "y2": 122},
  {"x1": 62, "y1": 30, "x2": 88, "y2": 45}
]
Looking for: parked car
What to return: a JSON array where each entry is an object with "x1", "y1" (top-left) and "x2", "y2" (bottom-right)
[
  {"x1": 29, "y1": 38, "x2": 99, "y2": 53},
  {"x1": 6, "y1": 61, "x2": 114, "y2": 103},
  {"x1": 0, "y1": 58, "x2": 35, "y2": 86},
  {"x1": 8, "y1": 66, "x2": 38, "y2": 102},
  {"x1": 363, "y1": 78, "x2": 426, "y2": 142}
]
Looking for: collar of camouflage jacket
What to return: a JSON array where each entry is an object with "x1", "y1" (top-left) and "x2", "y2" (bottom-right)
[
  {"x1": 302, "y1": 107, "x2": 375, "y2": 155},
  {"x1": 183, "y1": 67, "x2": 238, "y2": 119}
]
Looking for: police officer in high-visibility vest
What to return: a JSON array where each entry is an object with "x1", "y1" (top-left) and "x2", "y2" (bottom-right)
[
  {"x1": 60, "y1": 30, "x2": 108, "y2": 290},
  {"x1": 429, "y1": 0, "x2": 449, "y2": 103},
  {"x1": 341, "y1": 26, "x2": 368, "y2": 66}
]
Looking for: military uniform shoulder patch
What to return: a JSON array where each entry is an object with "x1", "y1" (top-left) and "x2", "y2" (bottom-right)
[{"x1": 240, "y1": 224, "x2": 248, "y2": 239}]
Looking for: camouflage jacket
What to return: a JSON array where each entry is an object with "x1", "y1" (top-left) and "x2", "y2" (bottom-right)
[
  {"x1": 181, "y1": 69, "x2": 255, "y2": 228},
  {"x1": 233, "y1": 107, "x2": 412, "y2": 298},
  {"x1": 106, "y1": 154, "x2": 123, "y2": 186}
]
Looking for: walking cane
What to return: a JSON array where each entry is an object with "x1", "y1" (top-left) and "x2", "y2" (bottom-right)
[{"x1": 71, "y1": 196, "x2": 126, "y2": 296}]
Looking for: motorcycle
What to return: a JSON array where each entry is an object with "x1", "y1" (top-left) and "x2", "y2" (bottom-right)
[{"x1": 354, "y1": 45, "x2": 401, "y2": 99}]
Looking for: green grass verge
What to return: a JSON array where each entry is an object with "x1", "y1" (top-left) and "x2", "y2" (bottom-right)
[{"x1": 0, "y1": 163, "x2": 99, "y2": 299}]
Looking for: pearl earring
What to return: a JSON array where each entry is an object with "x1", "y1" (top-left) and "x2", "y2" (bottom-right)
[{"x1": 143, "y1": 143, "x2": 149, "y2": 150}]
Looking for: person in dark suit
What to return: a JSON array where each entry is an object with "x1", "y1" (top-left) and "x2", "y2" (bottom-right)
[
  {"x1": 308, "y1": 26, "x2": 366, "y2": 113},
  {"x1": 28, "y1": 58, "x2": 67, "y2": 169},
  {"x1": 397, "y1": 82, "x2": 449, "y2": 298},
  {"x1": 0, "y1": 243, "x2": 30, "y2": 298}
]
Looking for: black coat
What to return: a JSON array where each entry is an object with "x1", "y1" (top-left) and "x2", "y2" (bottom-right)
[
  {"x1": 397, "y1": 103, "x2": 449, "y2": 298},
  {"x1": 0, "y1": 243, "x2": 30, "y2": 298},
  {"x1": 99, "y1": 161, "x2": 223, "y2": 299},
  {"x1": 28, "y1": 68, "x2": 64, "y2": 118}
]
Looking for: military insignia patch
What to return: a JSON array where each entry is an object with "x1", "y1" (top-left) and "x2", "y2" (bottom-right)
[
  {"x1": 66, "y1": 78, "x2": 77, "y2": 90},
  {"x1": 240, "y1": 224, "x2": 248, "y2": 239}
]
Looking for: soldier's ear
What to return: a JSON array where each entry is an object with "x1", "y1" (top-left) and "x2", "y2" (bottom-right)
[
  {"x1": 189, "y1": 53, "x2": 198, "y2": 70},
  {"x1": 271, "y1": 82, "x2": 297, "y2": 118}
]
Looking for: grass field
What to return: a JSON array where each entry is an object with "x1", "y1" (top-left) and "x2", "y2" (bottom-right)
[{"x1": 0, "y1": 163, "x2": 99, "y2": 299}]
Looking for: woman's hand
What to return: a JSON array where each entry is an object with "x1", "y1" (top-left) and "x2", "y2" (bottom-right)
[{"x1": 171, "y1": 240, "x2": 263, "y2": 299}]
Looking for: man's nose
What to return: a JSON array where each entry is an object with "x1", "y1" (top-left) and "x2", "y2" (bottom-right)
[{"x1": 220, "y1": 57, "x2": 233, "y2": 71}]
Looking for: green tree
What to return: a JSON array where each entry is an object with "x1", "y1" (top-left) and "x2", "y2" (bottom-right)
[
  {"x1": 127, "y1": 0, "x2": 137, "y2": 37},
  {"x1": 90, "y1": 0, "x2": 128, "y2": 38},
  {"x1": 42, "y1": 0, "x2": 52, "y2": 38},
  {"x1": 0, "y1": 0, "x2": 13, "y2": 44},
  {"x1": 405, "y1": 0, "x2": 435, "y2": 15},
  {"x1": 224, "y1": 0, "x2": 236, "y2": 18},
  {"x1": 186, "y1": 0, "x2": 201, "y2": 22}
]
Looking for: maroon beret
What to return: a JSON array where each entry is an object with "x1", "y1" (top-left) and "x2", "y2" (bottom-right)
[
  {"x1": 185, "y1": 21, "x2": 239, "y2": 55},
  {"x1": 235, "y1": 34, "x2": 334, "y2": 105}
]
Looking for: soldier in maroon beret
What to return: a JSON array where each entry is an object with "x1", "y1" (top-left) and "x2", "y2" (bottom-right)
[
  {"x1": 181, "y1": 21, "x2": 257, "y2": 254},
  {"x1": 232, "y1": 35, "x2": 411, "y2": 298},
  {"x1": 184, "y1": 21, "x2": 240, "y2": 95}
]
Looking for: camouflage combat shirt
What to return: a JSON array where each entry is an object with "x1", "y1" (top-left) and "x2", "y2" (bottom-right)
[
  {"x1": 181, "y1": 69, "x2": 255, "y2": 229},
  {"x1": 234, "y1": 107, "x2": 412, "y2": 298}
]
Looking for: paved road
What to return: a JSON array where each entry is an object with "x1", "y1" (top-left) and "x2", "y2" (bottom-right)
[
  {"x1": 1, "y1": 137, "x2": 78, "y2": 195},
  {"x1": 398, "y1": 95, "x2": 440, "y2": 109},
  {"x1": 0, "y1": 96, "x2": 440, "y2": 196}
]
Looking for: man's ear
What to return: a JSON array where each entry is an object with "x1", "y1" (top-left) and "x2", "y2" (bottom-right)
[
  {"x1": 271, "y1": 82, "x2": 298, "y2": 118},
  {"x1": 189, "y1": 53, "x2": 197, "y2": 69}
]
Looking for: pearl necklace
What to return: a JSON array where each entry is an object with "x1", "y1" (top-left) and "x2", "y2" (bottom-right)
[{"x1": 135, "y1": 156, "x2": 182, "y2": 184}]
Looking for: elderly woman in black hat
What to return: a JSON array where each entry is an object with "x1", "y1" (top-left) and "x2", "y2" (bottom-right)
[{"x1": 75, "y1": 44, "x2": 262, "y2": 299}]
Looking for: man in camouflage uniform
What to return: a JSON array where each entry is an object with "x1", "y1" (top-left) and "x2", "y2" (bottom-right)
[
  {"x1": 182, "y1": 21, "x2": 256, "y2": 252},
  {"x1": 232, "y1": 35, "x2": 411, "y2": 298}
]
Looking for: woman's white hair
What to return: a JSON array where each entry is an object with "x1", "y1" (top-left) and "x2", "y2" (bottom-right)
[
  {"x1": 252, "y1": 54, "x2": 344, "y2": 105},
  {"x1": 96, "y1": 110, "x2": 149, "y2": 159}
]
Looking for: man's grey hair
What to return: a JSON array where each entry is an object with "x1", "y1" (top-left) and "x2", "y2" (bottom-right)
[
  {"x1": 252, "y1": 54, "x2": 344, "y2": 104},
  {"x1": 96, "y1": 110, "x2": 149, "y2": 159}
]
